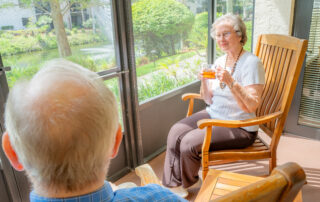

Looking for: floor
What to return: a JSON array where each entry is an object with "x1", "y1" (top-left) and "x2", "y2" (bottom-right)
[{"x1": 115, "y1": 131, "x2": 320, "y2": 201}]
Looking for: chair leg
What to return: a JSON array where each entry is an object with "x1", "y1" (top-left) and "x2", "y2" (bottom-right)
[
  {"x1": 269, "y1": 157, "x2": 276, "y2": 174},
  {"x1": 202, "y1": 156, "x2": 209, "y2": 180},
  {"x1": 202, "y1": 168, "x2": 208, "y2": 180}
]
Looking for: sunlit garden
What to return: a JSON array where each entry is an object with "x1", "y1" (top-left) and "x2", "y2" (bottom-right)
[{"x1": 0, "y1": 0, "x2": 253, "y2": 102}]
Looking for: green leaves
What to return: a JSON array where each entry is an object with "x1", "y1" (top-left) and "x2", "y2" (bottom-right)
[
  {"x1": 133, "y1": 0, "x2": 194, "y2": 36},
  {"x1": 187, "y1": 12, "x2": 208, "y2": 49},
  {"x1": 132, "y1": 0, "x2": 194, "y2": 57}
]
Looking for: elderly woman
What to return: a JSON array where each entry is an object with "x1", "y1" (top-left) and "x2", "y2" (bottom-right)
[{"x1": 162, "y1": 14, "x2": 265, "y2": 195}]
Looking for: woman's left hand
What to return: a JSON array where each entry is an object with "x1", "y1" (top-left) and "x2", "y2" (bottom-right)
[{"x1": 215, "y1": 66, "x2": 233, "y2": 86}]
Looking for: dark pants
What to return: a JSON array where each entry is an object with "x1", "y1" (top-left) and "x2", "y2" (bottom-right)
[{"x1": 162, "y1": 110, "x2": 257, "y2": 188}]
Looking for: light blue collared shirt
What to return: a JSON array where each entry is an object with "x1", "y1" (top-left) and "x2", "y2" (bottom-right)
[{"x1": 30, "y1": 181, "x2": 187, "y2": 202}]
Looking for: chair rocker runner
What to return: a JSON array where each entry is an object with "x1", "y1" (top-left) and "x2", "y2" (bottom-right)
[{"x1": 182, "y1": 34, "x2": 308, "y2": 180}]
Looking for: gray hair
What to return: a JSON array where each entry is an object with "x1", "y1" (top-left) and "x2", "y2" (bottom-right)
[
  {"x1": 5, "y1": 59, "x2": 119, "y2": 192},
  {"x1": 210, "y1": 13, "x2": 247, "y2": 45}
]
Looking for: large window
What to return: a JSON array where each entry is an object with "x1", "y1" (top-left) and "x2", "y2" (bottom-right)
[
  {"x1": 0, "y1": 0, "x2": 116, "y2": 87},
  {"x1": 214, "y1": 0, "x2": 254, "y2": 58},
  {"x1": 132, "y1": 0, "x2": 209, "y2": 102},
  {"x1": 131, "y1": 0, "x2": 254, "y2": 103},
  {"x1": 0, "y1": 0, "x2": 123, "y2": 121}
]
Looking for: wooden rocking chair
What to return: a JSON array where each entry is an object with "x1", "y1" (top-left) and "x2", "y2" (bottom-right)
[
  {"x1": 182, "y1": 34, "x2": 308, "y2": 180},
  {"x1": 195, "y1": 162, "x2": 306, "y2": 202},
  {"x1": 135, "y1": 162, "x2": 306, "y2": 202}
]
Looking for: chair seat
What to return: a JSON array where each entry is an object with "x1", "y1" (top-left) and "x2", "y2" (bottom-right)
[
  {"x1": 200, "y1": 137, "x2": 271, "y2": 163},
  {"x1": 195, "y1": 165, "x2": 303, "y2": 202}
]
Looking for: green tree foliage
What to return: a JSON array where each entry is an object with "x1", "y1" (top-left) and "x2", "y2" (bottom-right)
[
  {"x1": 132, "y1": 0, "x2": 194, "y2": 58},
  {"x1": 187, "y1": 12, "x2": 208, "y2": 51},
  {"x1": 5, "y1": 0, "x2": 108, "y2": 57}
]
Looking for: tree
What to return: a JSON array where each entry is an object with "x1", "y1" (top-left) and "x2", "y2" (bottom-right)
[
  {"x1": 48, "y1": 0, "x2": 71, "y2": 57},
  {"x1": 132, "y1": 0, "x2": 194, "y2": 58},
  {"x1": 9, "y1": 0, "x2": 108, "y2": 57},
  {"x1": 187, "y1": 12, "x2": 208, "y2": 55}
]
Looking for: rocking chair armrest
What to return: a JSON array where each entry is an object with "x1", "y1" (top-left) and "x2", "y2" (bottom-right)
[
  {"x1": 181, "y1": 93, "x2": 202, "y2": 101},
  {"x1": 182, "y1": 93, "x2": 203, "y2": 117},
  {"x1": 197, "y1": 111, "x2": 283, "y2": 129}
]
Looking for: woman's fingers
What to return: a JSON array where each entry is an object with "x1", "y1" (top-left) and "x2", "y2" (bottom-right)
[
  {"x1": 198, "y1": 72, "x2": 207, "y2": 81},
  {"x1": 216, "y1": 68, "x2": 231, "y2": 83}
]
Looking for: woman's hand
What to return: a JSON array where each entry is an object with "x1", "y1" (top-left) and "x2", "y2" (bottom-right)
[{"x1": 215, "y1": 66, "x2": 234, "y2": 86}]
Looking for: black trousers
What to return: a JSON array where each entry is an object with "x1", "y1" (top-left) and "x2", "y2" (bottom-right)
[{"x1": 162, "y1": 110, "x2": 257, "y2": 188}]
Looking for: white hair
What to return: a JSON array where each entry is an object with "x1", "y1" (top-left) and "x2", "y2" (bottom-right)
[
  {"x1": 210, "y1": 13, "x2": 248, "y2": 45},
  {"x1": 4, "y1": 59, "x2": 119, "y2": 192}
]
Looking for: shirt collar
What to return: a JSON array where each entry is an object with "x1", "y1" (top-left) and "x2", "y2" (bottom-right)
[{"x1": 30, "y1": 181, "x2": 114, "y2": 202}]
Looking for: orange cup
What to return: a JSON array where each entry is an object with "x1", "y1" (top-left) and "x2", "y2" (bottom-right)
[{"x1": 202, "y1": 71, "x2": 216, "y2": 79}]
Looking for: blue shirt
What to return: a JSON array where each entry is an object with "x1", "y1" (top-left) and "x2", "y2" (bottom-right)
[{"x1": 30, "y1": 181, "x2": 187, "y2": 202}]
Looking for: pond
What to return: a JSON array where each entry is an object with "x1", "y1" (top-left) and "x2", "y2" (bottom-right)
[{"x1": 2, "y1": 42, "x2": 115, "y2": 70}]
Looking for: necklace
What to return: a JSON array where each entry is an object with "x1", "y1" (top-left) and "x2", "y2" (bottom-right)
[{"x1": 220, "y1": 47, "x2": 243, "y2": 89}]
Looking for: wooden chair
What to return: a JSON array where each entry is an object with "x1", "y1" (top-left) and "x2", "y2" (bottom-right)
[
  {"x1": 135, "y1": 162, "x2": 306, "y2": 202},
  {"x1": 182, "y1": 34, "x2": 308, "y2": 180},
  {"x1": 195, "y1": 162, "x2": 306, "y2": 202}
]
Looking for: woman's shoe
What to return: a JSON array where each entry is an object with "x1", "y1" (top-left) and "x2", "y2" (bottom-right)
[
  {"x1": 168, "y1": 186, "x2": 188, "y2": 198},
  {"x1": 189, "y1": 178, "x2": 202, "y2": 189}
]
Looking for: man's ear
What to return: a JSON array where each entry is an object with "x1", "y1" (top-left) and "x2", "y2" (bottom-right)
[
  {"x1": 2, "y1": 132, "x2": 24, "y2": 171},
  {"x1": 110, "y1": 125, "x2": 123, "y2": 159}
]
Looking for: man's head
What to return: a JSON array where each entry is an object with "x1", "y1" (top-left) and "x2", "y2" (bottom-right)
[{"x1": 2, "y1": 59, "x2": 122, "y2": 193}]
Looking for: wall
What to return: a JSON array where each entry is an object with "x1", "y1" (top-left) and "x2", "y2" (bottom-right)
[
  {"x1": 253, "y1": 0, "x2": 295, "y2": 49},
  {"x1": 0, "y1": 0, "x2": 35, "y2": 30},
  {"x1": 139, "y1": 81, "x2": 205, "y2": 162}
]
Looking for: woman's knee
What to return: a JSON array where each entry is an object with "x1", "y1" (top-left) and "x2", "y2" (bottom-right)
[
  {"x1": 180, "y1": 136, "x2": 201, "y2": 157},
  {"x1": 166, "y1": 123, "x2": 187, "y2": 148}
]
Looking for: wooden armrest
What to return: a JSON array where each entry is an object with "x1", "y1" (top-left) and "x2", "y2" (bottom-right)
[
  {"x1": 213, "y1": 162, "x2": 305, "y2": 202},
  {"x1": 181, "y1": 93, "x2": 202, "y2": 101},
  {"x1": 182, "y1": 93, "x2": 203, "y2": 117},
  {"x1": 271, "y1": 162, "x2": 306, "y2": 202},
  {"x1": 197, "y1": 111, "x2": 283, "y2": 129}
]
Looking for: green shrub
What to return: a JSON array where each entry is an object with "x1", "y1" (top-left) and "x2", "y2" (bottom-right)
[
  {"x1": 83, "y1": 18, "x2": 94, "y2": 29},
  {"x1": 138, "y1": 71, "x2": 193, "y2": 102},
  {"x1": 72, "y1": 28, "x2": 78, "y2": 34},
  {"x1": 66, "y1": 29, "x2": 72, "y2": 36},
  {"x1": 244, "y1": 21, "x2": 252, "y2": 52},
  {"x1": 132, "y1": 0, "x2": 194, "y2": 57},
  {"x1": 188, "y1": 12, "x2": 208, "y2": 50},
  {"x1": 137, "y1": 51, "x2": 196, "y2": 76},
  {"x1": 1, "y1": 25, "x2": 14, "y2": 30},
  {"x1": 36, "y1": 15, "x2": 52, "y2": 32},
  {"x1": 0, "y1": 28, "x2": 107, "y2": 56},
  {"x1": 67, "y1": 55, "x2": 98, "y2": 72},
  {"x1": 137, "y1": 56, "x2": 149, "y2": 66},
  {"x1": 6, "y1": 66, "x2": 39, "y2": 88}
]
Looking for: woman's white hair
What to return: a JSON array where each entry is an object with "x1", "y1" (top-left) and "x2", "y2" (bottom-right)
[
  {"x1": 4, "y1": 59, "x2": 119, "y2": 192},
  {"x1": 210, "y1": 13, "x2": 247, "y2": 45}
]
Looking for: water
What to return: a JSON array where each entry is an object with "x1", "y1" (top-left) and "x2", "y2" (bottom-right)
[
  {"x1": 92, "y1": 3, "x2": 114, "y2": 44},
  {"x1": 2, "y1": 1, "x2": 115, "y2": 70},
  {"x1": 81, "y1": 44, "x2": 115, "y2": 60},
  {"x1": 2, "y1": 42, "x2": 115, "y2": 69}
]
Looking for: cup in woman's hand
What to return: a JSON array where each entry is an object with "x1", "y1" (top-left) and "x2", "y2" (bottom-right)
[{"x1": 200, "y1": 64, "x2": 216, "y2": 79}]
